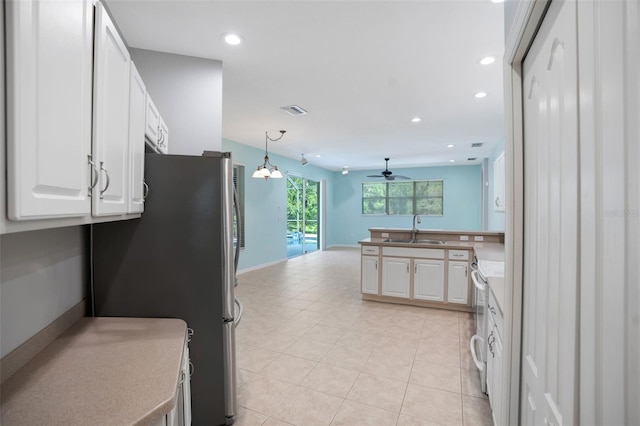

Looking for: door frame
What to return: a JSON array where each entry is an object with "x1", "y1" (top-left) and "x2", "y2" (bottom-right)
[
  {"x1": 286, "y1": 173, "x2": 324, "y2": 255},
  {"x1": 503, "y1": 1, "x2": 551, "y2": 425}
]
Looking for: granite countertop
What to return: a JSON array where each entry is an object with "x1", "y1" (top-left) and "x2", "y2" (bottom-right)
[
  {"x1": 368, "y1": 227, "x2": 505, "y2": 236},
  {"x1": 1, "y1": 317, "x2": 187, "y2": 426}
]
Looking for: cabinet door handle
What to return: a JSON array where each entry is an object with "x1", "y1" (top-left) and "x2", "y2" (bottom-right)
[
  {"x1": 189, "y1": 361, "x2": 194, "y2": 377},
  {"x1": 407, "y1": 264, "x2": 410, "y2": 273},
  {"x1": 375, "y1": 261, "x2": 378, "y2": 270},
  {"x1": 465, "y1": 266, "x2": 468, "y2": 277},
  {"x1": 143, "y1": 181, "x2": 149, "y2": 200},
  {"x1": 87, "y1": 155, "x2": 99, "y2": 196},
  {"x1": 495, "y1": 197, "x2": 500, "y2": 207},
  {"x1": 414, "y1": 265, "x2": 417, "y2": 274},
  {"x1": 99, "y1": 162, "x2": 110, "y2": 199}
]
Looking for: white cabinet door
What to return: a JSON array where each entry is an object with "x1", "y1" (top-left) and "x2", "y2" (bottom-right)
[
  {"x1": 145, "y1": 95, "x2": 160, "y2": 146},
  {"x1": 158, "y1": 116, "x2": 169, "y2": 154},
  {"x1": 128, "y1": 63, "x2": 146, "y2": 213},
  {"x1": 361, "y1": 255, "x2": 379, "y2": 294},
  {"x1": 381, "y1": 257, "x2": 410, "y2": 298},
  {"x1": 5, "y1": 0, "x2": 93, "y2": 220},
  {"x1": 413, "y1": 259, "x2": 444, "y2": 301},
  {"x1": 447, "y1": 261, "x2": 469, "y2": 304},
  {"x1": 92, "y1": 2, "x2": 131, "y2": 216}
]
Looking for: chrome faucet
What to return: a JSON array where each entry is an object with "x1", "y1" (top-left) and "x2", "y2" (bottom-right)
[{"x1": 411, "y1": 214, "x2": 421, "y2": 241}]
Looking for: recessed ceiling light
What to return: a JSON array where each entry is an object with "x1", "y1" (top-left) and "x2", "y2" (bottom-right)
[
  {"x1": 222, "y1": 33, "x2": 244, "y2": 45},
  {"x1": 411, "y1": 117, "x2": 421, "y2": 123},
  {"x1": 491, "y1": 0, "x2": 505, "y2": 3},
  {"x1": 315, "y1": 154, "x2": 322, "y2": 158},
  {"x1": 447, "y1": 144, "x2": 455, "y2": 148},
  {"x1": 449, "y1": 160, "x2": 456, "y2": 163},
  {"x1": 480, "y1": 56, "x2": 496, "y2": 65},
  {"x1": 474, "y1": 91, "x2": 488, "y2": 98}
]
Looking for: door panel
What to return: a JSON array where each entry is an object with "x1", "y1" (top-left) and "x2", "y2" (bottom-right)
[
  {"x1": 6, "y1": 0, "x2": 93, "y2": 219},
  {"x1": 521, "y1": 1, "x2": 579, "y2": 425}
]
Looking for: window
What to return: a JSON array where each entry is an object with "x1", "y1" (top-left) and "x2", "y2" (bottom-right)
[
  {"x1": 362, "y1": 180, "x2": 443, "y2": 216},
  {"x1": 232, "y1": 164, "x2": 245, "y2": 249}
]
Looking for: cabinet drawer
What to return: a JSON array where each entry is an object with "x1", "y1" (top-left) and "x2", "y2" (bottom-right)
[
  {"x1": 448, "y1": 250, "x2": 470, "y2": 260},
  {"x1": 361, "y1": 245, "x2": 380, "y2": 255},
  {"x1": 382, "y1": 246, "x2": 444, "y2": 259}
]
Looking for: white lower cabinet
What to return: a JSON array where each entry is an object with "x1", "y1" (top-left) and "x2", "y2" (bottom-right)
[
  {"x1": 413, "y1": 259, "x2": 445, "y2": 301},
  {"x1": 486, "y1": 291, "x2": 503, "y2": 426},
  {"x1": 165, "y1": 341, "x2": 192, "y2": 426},
  {"x1": 381, "y1": 257, "x2": 411, "y2": 298},
  {"x1": 361, "y1": 255, "x2": 379, "y2": 294},
  {"x1": 447, "y1": 260, "x2": 469, "y2": 304}
]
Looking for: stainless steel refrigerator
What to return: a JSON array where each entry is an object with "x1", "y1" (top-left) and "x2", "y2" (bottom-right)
[{"x1": 91, "y1": 151, "x2": 241, "y2": 425}]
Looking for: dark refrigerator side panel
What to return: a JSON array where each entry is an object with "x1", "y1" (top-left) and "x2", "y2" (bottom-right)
[{"x1": 92, "y1": 154, "x2": 226, "y2": 425}]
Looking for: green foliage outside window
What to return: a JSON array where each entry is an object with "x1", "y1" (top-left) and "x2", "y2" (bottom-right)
[{"x1": 362, "y1": 180, "x2": 443, "y2": 216}]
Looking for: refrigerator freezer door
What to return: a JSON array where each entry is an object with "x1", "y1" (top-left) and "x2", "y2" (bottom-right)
[{"x1": 223, "y1": 321, "x2": 237, "y2": 423}]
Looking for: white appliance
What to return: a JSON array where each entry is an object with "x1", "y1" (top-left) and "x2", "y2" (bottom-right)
[{"x1": 470, "y1": 261, "x2": 489, "y2": 393}]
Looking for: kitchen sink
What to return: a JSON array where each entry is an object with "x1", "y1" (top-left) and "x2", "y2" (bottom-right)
[
  {"x1": 383, "y1": 238, "x2": 446, "y2": 245},
  {"x1": 413, "y1": 239, "x2": 446, "y2": 245}
]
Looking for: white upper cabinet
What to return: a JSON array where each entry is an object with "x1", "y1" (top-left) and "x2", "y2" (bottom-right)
[
  {"x1": 92, "y1": 2, "x2": 131, "y2": 216},
  {"x1": 158, "y1": 116, "x2": 169, "y2": 154},
  {"x1": 145, "y1": 95, "x2": 161, "y2": 147},
  {"x1": 5, "y1": 0, "x2": 94, "y2": 220},
  {"x1": 128, "y1": 63, "x2": 146, "y2": 213}
]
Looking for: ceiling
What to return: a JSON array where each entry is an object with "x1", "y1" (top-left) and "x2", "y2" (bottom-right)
[{"x1": 106, "y1": 0, "x2": 505, "y2": 172}]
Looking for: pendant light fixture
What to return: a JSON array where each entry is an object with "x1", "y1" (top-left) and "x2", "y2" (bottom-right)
[{"x1": 252, "y1": 130, "x2": 286, "y2": 180}]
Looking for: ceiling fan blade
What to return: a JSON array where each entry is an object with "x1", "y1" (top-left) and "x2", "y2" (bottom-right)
[
  {"x1": 394, "y1": 175, "x2": 411, "y2": 180},
  {"x1": 385, "y1": 175, "x2": 396, "y2": 180}
]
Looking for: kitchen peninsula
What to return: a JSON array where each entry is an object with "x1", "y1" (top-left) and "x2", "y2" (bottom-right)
[{"x1": 359, "y1": 228, "x2": 504, "y2": 312}]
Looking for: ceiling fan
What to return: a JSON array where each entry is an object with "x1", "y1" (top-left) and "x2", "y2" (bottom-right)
[{"x1": 367, "y1": 158, "x2": 410, "y2": 181}]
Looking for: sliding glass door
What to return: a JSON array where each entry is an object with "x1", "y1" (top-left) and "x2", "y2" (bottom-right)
[{"x1": 286, "y1": 175, "x2": 320, "y2": 258}]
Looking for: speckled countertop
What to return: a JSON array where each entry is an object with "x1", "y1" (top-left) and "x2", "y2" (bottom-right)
[{"x1": 1, "y1": 317, "x2": 187, "y2": 426}]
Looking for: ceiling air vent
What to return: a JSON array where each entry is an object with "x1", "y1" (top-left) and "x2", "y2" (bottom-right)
[
  {"x1": 468, "y1": 157, "x2": 477, "y2": 161},
  {"x1": 471, "y1": 142, "x2": 484, "y2": 148},
  {"x1": 280, "y1": 105, "x2": 308, "y2": 116}
]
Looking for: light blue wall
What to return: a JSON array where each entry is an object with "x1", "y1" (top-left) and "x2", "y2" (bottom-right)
[
  {"x1": 222, "y1": 139, "x2": 335, "y2": 271},
  {"x1": 330, "y1": 165, "x2": 483, "y2": 245},
  {"x1": 487, "y1": 143, "x2": 506, "y2": 231},
  {"x1": 224, "y1": 138, "x2": 484, "y2": 269}
]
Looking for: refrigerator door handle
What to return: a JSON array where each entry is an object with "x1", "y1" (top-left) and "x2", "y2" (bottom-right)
[
  {"x1": 234, "y1": 297, "x2": 243, "y2": 327},
  {"x1": 221, "y1": 155, "x2": 236, "y2": 320},
  {"x1": 223, "y1": 321, "x2": 237, "y2": 423},
  {"x1": 233, "y1": 186, "x2": 241, "y2": 288}
]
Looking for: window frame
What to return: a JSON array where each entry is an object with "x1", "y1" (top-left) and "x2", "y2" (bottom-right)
[{"x1": 361, "y1": 179, "x2": 444, "y2": 216}]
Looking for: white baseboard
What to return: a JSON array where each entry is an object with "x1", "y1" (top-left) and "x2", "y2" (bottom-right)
[{"x1": 237, "y1": 258, "x2": 287, "y2": 275}]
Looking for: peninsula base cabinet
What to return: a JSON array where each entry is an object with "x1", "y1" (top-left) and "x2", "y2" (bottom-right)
[
  {"x1": 360, "y1": 244, "x2": 472, "y2": 311},
  {"x1": 381, "y1": 257, "x2": 411, "y2": 298},
  {"x1": 361, "y1": 255, "x2": 379, "y2": 295},
  {"x1": 447, "y1": 260, "x2": 470, "y2": 304},
  {"x1": 413, "y1": 259, "x2": 445, "y2": 301}
]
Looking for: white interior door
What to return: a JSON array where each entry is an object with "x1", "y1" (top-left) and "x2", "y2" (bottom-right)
[{"x1": 521, "y1": 1, "x2": 579, "y2": 425}]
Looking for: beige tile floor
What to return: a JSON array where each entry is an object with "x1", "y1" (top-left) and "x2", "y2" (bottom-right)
[{"x1": 234, "y1": 247, "x2": 492, "y2": 426}]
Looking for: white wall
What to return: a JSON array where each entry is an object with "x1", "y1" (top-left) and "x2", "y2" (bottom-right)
[
  {"x1": 130, "y1": 48, "x2": 223, "y2": 155},
  {"x1": 0, "y1": 226, "x2": 87, "y2": 357}
]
